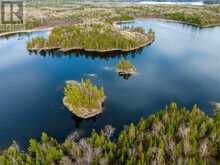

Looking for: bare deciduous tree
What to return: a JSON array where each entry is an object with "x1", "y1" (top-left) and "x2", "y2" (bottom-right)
[
  {"x1": 177, "y1": 124, "x2": 190, "y2": 139},
  {"x1": 101, "y1": 125, "x2": 115, "y2": 139},
  {"x1": 199, "y1": 138, "x2": 209, "y2": 157}
]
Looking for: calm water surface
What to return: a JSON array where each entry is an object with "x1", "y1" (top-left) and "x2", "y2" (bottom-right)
[{"x1": 0, "y1": 19, "x2": 220, "y2": 149}]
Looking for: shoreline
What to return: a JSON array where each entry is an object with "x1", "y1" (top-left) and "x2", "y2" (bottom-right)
[
  {"x1": 28, "y1": 21, "x2": 155, "y2": 54},
  {"x1": 146, "y1": 18, "x2": 220, "y2": 28},
  {"x1": 0, "y1": 27, "x2": 53, "y2": 37},
  {"x1": 117, "y1": 69, "x2": 137, "y2": 76},
  {"x1": 28, "y1": 35, "x2": 155, "y2": 54},
  {"x1": 114, "y1": 17, "x2": 220, "y2": 28},
  {"x1": 0, "y1": 17, "x2": 219, "y2": 38},
  {"x1": 63, "y1": 96, "x2": 106, "y2": 119}
]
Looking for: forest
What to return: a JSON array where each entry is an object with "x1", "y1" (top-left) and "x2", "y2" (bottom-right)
[
  {"x1": 26, "y1": 24, "x2": 153, "y2": 51},
  {"x1": 1, "y1": 103, "x2": 220, "y2": 164},
  {"x1": 163, "y1": 12, "x2": 202, "y2": 26}
]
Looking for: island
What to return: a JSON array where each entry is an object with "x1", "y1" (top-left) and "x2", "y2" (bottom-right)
[
  {"x1": 63, "y1": 79, "x2": 106, "y2": 119},
  {"x1": 27, "y1": 24, "x2": 155, "y2": 54},
  {"x1": 116, "y1": 59, "x2": 137, "y2": 76}
]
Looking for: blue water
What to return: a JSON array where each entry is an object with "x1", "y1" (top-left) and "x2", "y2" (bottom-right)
[{"x1": 0, "y1": 19, "x2": 220, "y2": 149}]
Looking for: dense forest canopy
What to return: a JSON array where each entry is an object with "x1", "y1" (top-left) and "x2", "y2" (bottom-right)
[{"x1": 1, "y1": 103, "x2": 220, "y2": 164}]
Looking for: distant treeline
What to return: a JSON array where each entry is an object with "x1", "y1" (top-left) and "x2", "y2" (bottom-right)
[
  {"x1": 26, "y1": 0, "x2": 133, "y2": 6},
  {"x1": 204, "y1": 0, "x2": 220, "y2": 4},
  {"x1": 163, "y1": 12, "x2": 202, "y2": 26}
]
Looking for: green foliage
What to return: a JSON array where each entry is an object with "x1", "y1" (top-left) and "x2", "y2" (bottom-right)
[
  {"x1": 27, "y1": 24, "x2": 149, "y2": 50},
  {"x1": 64, "y1": 79, "x2": 105, "y2": 110},
  {"x1": 215, "y1": 107, "x2": 220, "y2": 120},
  {"x1": 116, "y1": 59, "x2": 136, "y2": 73},
  {"x1": 148, "y1": 28, "x2": 154, "y2": 34},
  {"x1": 130, "y1": 26, "x2": 145, "y2": 34},
  {"x1": 25, "y1": 18, "x2": 44, "y2": 29},
  {"x1": 122, "y1": 25, "x2": 146, "y2": 34},
  {"x1": 106, "y1": 14, "x2": 134, "y2": 24},
  {"x1": 27, "y1": 36, "x2": 46, "y2": 49},
  {"x1": 1, "y1": 103, "x2": 220, "y2": 164},
  {"x1": 163, "y1": 12, "x2": 202, "y2": 26}
]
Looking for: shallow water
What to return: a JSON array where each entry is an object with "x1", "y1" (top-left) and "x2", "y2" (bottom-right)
[{"x1": 0, "y1": 19, "x2": 220, "y2": 149}]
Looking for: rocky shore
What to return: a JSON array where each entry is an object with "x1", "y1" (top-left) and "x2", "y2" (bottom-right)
[
  {"x1": 116, "y1": 59, "x2": 137, "y2": 77},
  {"x1": 117, "y1": 68, "x2": 137, "y2": 76},
  {"x1": 63, "y1": 96, "x2": 106, "y2": 119}
]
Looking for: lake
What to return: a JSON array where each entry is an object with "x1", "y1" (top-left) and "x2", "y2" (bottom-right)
[{"x1": 0, "y1": 19, "x2": 220, "y2": 149}]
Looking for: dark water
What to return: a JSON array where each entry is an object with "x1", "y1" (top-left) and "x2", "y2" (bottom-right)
[{"x1": 0, "y1": 19, "x2": 220, "y2": 149}]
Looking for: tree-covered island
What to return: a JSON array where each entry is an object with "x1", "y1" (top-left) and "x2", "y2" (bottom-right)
[
  {"x1": 27, "y1": 24, "x2": 155, "y2": 53},
  {"x1": 63, "y1": 79, "x2": 106, "y2": 119},
  {"x1": 116, "y1": 59, "x2": 137, "y2": 76}
]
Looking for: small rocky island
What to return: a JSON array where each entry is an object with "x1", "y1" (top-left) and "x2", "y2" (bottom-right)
[
  {"x1": 27, "y1": 24, "x2": 155, "y2": 53},
  {"x1": 63, "y1": 79, "x2": 106, "y2": 119},
  {"x1": 116, "y1": 59, "x2": 137, "y2": 76}
]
